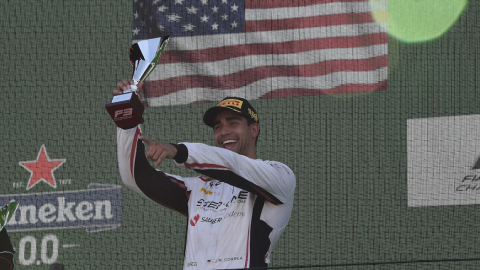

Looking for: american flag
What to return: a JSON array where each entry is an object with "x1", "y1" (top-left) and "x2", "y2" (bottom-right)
[{"x1": 132, "y1": 0, "x2": 388, "y2": 106}]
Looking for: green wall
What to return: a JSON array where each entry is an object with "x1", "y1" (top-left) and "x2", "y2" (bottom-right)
[{"x1": 1, "y1": 0, "x2": 480, "y2": 269}]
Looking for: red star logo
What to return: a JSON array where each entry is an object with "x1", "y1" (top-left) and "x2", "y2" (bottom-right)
[{"x1": 19, "y1": 145, "x2": 66, "y2": 190}]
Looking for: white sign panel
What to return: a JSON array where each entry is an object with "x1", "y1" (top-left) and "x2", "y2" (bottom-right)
[{"x1": 407, "y1": 114, "x2": 480, "y2": 207}]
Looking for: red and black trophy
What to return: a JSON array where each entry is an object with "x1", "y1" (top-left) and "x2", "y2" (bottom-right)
[{"x1": 106, "y1": 36, "x2": 170, "y2": 129}]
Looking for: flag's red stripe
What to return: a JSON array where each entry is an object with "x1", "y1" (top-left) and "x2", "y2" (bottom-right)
[
  {"x1": 259, "y1": 80, "x2": 388, "y2": 98},
  {"x1": 246, "y1": 12, "x2": 375, "y2": 32},
  {"x1": 155, "y1": 80, "x2": 387, "y2": 105},
  {"x1": 161, "y1": 33, "x2": 386, "y2": 64},
  {"x1": 145, "y1": 55, "x2": 387, "y2": 96},
  {"x1": 246, "y1": 0, "x2": 367, "y2": 9}
]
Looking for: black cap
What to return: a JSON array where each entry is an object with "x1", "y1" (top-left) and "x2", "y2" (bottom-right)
[{"x1": 203, "y1": 97, "x2": 259, "y2": 128}]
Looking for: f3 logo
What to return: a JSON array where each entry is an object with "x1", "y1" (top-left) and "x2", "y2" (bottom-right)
[{"x1": 114, "y1": 108, "x2": 133, "y2": 119}]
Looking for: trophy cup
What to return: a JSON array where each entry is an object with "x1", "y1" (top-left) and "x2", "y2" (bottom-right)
[{"x1": 106, "y1": 36, "x2": 170, "y2": 129}]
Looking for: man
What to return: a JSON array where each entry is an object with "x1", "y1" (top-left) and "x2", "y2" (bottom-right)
[
  {"x1": 0, "y1": 228, "x2": 15, "y2": 270},
  {"x1": 114, "y1": 80, "x2": 296, "y2": 269}
]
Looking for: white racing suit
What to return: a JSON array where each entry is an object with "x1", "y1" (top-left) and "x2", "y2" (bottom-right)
[{"x1": 117, "y1": 126, "x2": 296, "y2": 269}]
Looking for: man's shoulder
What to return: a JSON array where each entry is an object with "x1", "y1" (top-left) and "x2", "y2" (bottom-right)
[
  {"x1": 263, "y1": 160, "x2": 291, "y2": 168},
  {"x1": 263, "y1": 160, "x2": 295, "y2": 176}
]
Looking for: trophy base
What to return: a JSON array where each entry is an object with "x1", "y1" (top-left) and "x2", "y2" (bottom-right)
[{"x1": 105, "y1": 92, "x2": 144, "y2": 129}]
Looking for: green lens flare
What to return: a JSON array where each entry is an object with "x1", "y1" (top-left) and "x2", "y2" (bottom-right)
[{"x1": 370, "y1": 0, "x2": 468, "y2": 43}]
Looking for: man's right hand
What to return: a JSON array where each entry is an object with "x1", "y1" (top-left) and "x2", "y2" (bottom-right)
[{"x1": 112, "y1": 79, "x2": 145, "y2": 100}]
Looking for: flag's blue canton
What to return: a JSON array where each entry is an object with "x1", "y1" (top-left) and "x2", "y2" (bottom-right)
[{"x1": 133, "y1": 0, "x2": 245, "y2": 39}]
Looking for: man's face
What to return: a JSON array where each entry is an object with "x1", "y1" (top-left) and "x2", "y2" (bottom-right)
[{"x1": 213, "y1": 110, "x2": 258, "y2": 157}]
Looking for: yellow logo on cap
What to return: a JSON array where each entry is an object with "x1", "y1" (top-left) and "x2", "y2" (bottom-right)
[
  {"x1": 248, "y1": 108, "x2": 258, "y2": 122},
  {"x1": 217, "y1": 99, "x2": 243, "y2": 109}
]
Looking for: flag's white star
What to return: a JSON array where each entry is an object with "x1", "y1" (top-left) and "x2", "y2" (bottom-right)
[
  {"x1": 134, "y1": 12, "x2": 139, "y2": 19},
  {"x1": 166, "y1": 13, "x2": 182, "y2": 22},
  {"x1": 200, "y1": 14, "x2": 209, "y2": 22},
  {"x1": 221, "y1": 0, "x2": 228, "y2": 4},
  {"x1": 200, "y1": 0, "x2": 208, "y2": 5},
  {"x1": 211, "y1": 6, "x2": 219, "y2": 13},
  {"x1": 231, "y1": 20, "x2": 238, "y2": 28},
  {"x1": 221, "y1": 14, "x2": 228, "y2": 20},
  {"x1": 153, "y1": 0, "x2": 161, "y2": 4},
  {"x1": 211, "y1": 23, "x2": 219, "y2": 30},
  {"x1": 231, "y1": 3, "x2": 239, "y2": 12},
  {"x1": 175, "y1": 0, "x2": 184, "y2": 4},
  {"x1": 157, "y1": 24, "x2": 165, "y2": 31},
  {"x1": 186, "y1": 5, "x2": 199, "y2": 14},
  {"x1": 182, "y1": 23, "x2": 195, "y2": 31},
  {"x1": 157, "y1": 5, "x2": 168, "y2": 12},
  {"x1": 133, "y1": 27, "x2": 140, "y2": 35}
]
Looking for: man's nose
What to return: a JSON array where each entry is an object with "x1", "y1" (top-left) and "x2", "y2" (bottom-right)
[
  {"x1": 218, "y1": 125, "x2": 231, "y2": 136},
  {"x1": 219, "y1": 127, "x2": 228, "y2": 135}
]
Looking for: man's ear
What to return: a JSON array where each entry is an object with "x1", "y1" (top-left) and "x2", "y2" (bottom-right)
[{"x1": 250, "y1": 123, "x2": 260, "y2": 138}]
